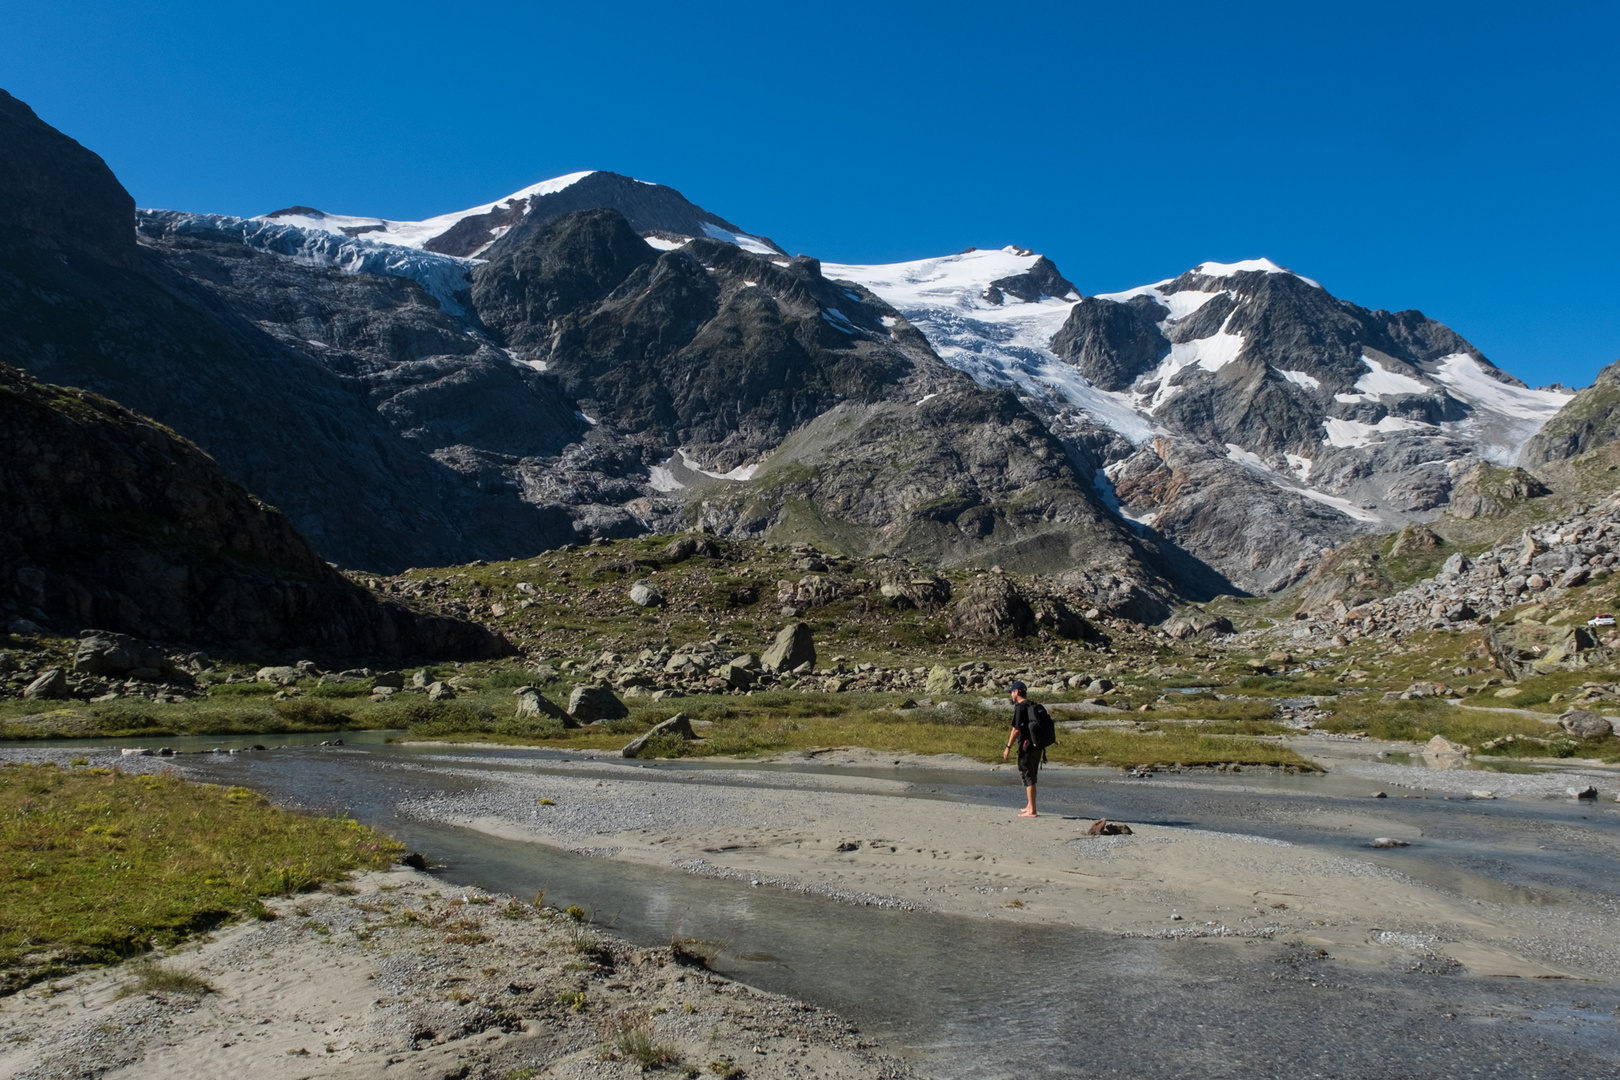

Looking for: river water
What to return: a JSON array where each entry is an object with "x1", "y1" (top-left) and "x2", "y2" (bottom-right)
[{"x1": 18, "y1": 733, "x2": 1620, "y2": 1078}]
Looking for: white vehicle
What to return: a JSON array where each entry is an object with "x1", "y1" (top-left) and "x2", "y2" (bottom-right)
[{"x1": 1588, "y1": 614, "x2": 1616, "y2": 627}]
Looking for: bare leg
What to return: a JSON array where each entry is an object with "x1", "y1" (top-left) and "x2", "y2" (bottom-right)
[{"x1": 1019, "y1": 785, "x2": 1038, "y2": 816}]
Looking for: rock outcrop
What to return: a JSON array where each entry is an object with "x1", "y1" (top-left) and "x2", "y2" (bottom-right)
[
  {"x1": 0, "y1": 362, "x2": 509, "y2": 660},
  {"x1": 1520, "y1": 358, "x2": 1620, "y2": 466}
]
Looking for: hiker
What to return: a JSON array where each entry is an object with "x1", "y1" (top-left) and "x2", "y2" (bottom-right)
[{"x1": 1003, "y1": 681, "x2": 1044, "y2": 817}]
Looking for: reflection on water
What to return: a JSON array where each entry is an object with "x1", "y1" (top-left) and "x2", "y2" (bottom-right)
[{"x1": 132, "y1": 740, "x2": 1620, "y2": 1079}]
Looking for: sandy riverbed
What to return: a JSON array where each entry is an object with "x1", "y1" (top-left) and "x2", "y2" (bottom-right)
[
  {"x1": 0, "y1": 867, "x2": 914, "y2": 1080},
  {"x1": 393, "y1": 740, "x2": 1620, "y2": 982}
]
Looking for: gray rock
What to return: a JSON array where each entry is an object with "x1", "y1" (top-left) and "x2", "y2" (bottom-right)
[
  {"x1": 1557, "y1": 565, "x2": 1590, "y2": 589},
  {"x1": 629, "y1": 579, "x2": 664, "y2": 607},
  {"x1": 1162, "y1": 613, "x2": 1234, "y2": 640},
  {"x1": 724, "y1": 659, "x2": 755, "y2": 689},
  {"x1": 514, "y1": 685, "x2": 574, "y2": 725},
  {"x1": 0, "y1": 652, "x2": 13, "y2": 674},
  {"x1": 255, "y1": 665, "x2": 303, "y2": 686},
  {"x1": 426, "y1": 681, "x2": 455, "y2": 701},
  {"x1": 1558, "y1": 709, "x2": 1614, "y2": 739},
  {"x1": 411, "y1": 669, "x2": 431, "y2": 688},
  {"x1": 926, "y1": 665, "x2": 958, "y2": 697},
  {"x1": 73, "y1": 630, "x2": 173, "y2": 678},
  {"x1": 372, "y1": 670, "x2": 405, "y2": 689},
  {"x1": 24, "y1": 667, "x2": 69, "y2": 699},
  {"x1": 568, "y1": 683, "x2": 628, "y2": 722},
  {"x1": 622, "y1": 712, "x2": 697, "y2": 758},
  {"x1": 7, "y1": 618, "x2": 42, "y2": 635},
  {"x1": 1439, "y1": 553, "x2": 1470, "y2": 577},
  {"x1": 24, "y1": 667, "x2": 69, "y2": 702},
  {"x1": 761, "y1": 622, "x2": 816, "y2": 674},
  {"x1": 1420, "y1": 734, "x2": 1470, "y2": 769}
]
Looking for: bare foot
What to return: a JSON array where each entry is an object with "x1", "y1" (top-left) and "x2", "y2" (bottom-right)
[{"x1": 1018, "y1": 809, "x2": 1037, "y2": 817}]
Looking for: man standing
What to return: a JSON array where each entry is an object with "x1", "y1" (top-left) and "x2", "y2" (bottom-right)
[{"x1": 1002, "y1": 681, "x2": 1039, "y2": 817}]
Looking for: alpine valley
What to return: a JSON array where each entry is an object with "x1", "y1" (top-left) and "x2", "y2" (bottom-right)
[{"x1": 3, "y1": 85, "x2": 1616, "y2": 635}]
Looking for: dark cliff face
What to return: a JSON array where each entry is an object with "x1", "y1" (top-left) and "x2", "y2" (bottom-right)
[
  {"x1": 1520, "y1": 358, "x2": 1620, "y2": 466},
  {"x1": 0, "y1": 363, "x2": 511, "y2": 659},
  {"x1": 0, "y1": 89, "x2": 137, "y2": 269}
]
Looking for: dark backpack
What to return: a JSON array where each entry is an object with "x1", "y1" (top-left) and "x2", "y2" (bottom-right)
[{"x1": 1027, "y1": 702, "x2": 1056, "y2": 752}]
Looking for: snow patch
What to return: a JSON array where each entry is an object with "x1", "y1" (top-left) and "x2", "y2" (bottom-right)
[
  {"x1": 643, "y1": 235, "x2": 689, "y2": 251},
  {"x1": 1322, "y1": 415, "x2": 1432, "y2": 448},
  {"x1": 647, "y1": 464, "x2": 684, "y2": 492},
  {"x1": 1224, "y1": 443, "x2": 1275, "y2": 473},
  {"x1": 1284, "y1": 453, "x2": 1313, "y2": 481},
  {"x1": 916, "y1": 392, "x2": 939, "y2": 406},
  {"x1": 1277, "y1": 368, "x2": 1320, "y2": 390},
  {"x1": 676, "y1": 448, "x2": 760, "y2": 481},
  {"x1": 1354, "y1": 356, "x2": 1432, "y2": 397},
  {"x1": 1434, "y1": 353, "x2": 1571, "y2": 421},
  {"x1": 700, "y1": 222, "x2": 778, "y2": 256},
  {"x1": 575, "y1": 410, "x2": 598, "y2": 427},
  {"x1": 1298, "y1": 488, "x2": 1382, "y2": 523}
]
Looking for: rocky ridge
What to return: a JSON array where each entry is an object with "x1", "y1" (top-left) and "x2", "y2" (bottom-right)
[{"x1": 0, "y1": 361, "x2": 509, "y2": 661}]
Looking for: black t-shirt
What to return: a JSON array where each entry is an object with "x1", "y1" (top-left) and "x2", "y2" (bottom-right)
[{"x1": 1012, "y1": 700, "x2": 1035, "y2": 749}]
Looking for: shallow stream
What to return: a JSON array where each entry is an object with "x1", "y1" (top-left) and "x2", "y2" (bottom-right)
[{"x1": 15, "y1": 734, "x2": 1620, "y2": 1078}]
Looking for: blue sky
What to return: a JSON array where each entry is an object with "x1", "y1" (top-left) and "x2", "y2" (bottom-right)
[{"x1": 5, "y1": 0, "x2": 1616, "y2": 387}]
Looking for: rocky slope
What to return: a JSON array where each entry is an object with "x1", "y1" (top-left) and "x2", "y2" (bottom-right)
[
  {"x1": 0, "y1": 361, "x2": 509, "y2": 660},
  {"x1": 1521, "y1": 357, "x2": 1620, "y2": 466},
  {"x1": 826, "y1": 252, "x2": 1574, "y2": 594}
]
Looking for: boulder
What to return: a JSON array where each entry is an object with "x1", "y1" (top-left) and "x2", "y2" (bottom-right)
[
  {"x1": 0, "y1": 652, "x2": 13, "y2": 673},
  {"x1": 7, "y1": 619, "x2": 42, "y2": 635},
  {"x1": 1557, "y1": 565, "x2": 1590, "y2": 589},
  {"x1": 1161, "y1": 613, "x2": 1234, "y2": 640},
  {"x1": 514, "y1": 686, "x2": 573, "y2": 725},
  {"x1": 73, "y1": 631, "x2": 173, "y2": 678},
  {"x1": 629, "y1": 579, "x2": 664, "y2": 607},
  {"x1": 1558, "y1": 709, "x2": 1614, "y2": 739},
  {"x1": 723, "y1": 658, "x2": 756, "y2": 689},
  {"x1": 23, "y1": 667, "x2": 68, "y2": 699},
  {"x1": 926, "y1": 664, "x2": 958, "y2": 697},
  {"x1": 411, "y1": 669, "x2": 431, "y2": 688},
  {"x1": 761, "y1": 622, "x2": 816, "y2": 674},
  {"x1": 1487, "y1": 620, "x2": 1598, "y2": 680},
  {"x1": 1420, "y1": 734, "x2": 1470, "y2": 769},
  {"x1": 426, "y1": 681, "x2": 455, "y2": 701},
  {"x1": 255, "y1": 666, "x2": 303, "y2": 686},
  {"x1": 947, "y1": 576, "x2": 1036, "y2": 639},
  {"x1": 568, "y1": 683, "x2": 628, "y2": 722},
  {"x1": 372, "y1": 670, "x2": 405, "y2": 690},
  {"x1": 621, "y1": 712, "x2": 697, "y2": 758},
  {"x1": 661, "y1": 535, "x2": 720, "y2": 562}
]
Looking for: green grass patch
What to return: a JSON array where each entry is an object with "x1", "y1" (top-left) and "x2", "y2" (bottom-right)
[{"x1": 0, "y1": 764, "x2": 400, "y2": 993}]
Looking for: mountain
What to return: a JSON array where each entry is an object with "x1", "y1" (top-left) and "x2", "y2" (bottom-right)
[
  {"x1": 0, "y1": 361, "x2": 508, "y2": 659},
  {"x1": 256, "y1": 170, "x2": 783, "y2": 259},
  {"x1": 1520, "y1": 357, "x2": 1620, "y2": 466},
  {"x1": 825, "y1": 251, "x2": 1573, "y2": 592},
  {"x1": 3, "y1": 86, "x2": 1602, "y2": 605},
  {"x1": 0, "y1": 91, "x2": 1182, "y2": 618}
]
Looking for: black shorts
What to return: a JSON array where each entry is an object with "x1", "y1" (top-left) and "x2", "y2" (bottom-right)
[{"x1": 1018, "y1": 748, "x2": 1040, "y2": 786}]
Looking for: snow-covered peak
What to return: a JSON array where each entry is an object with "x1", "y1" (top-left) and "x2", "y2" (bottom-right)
[
  {"x1": 259, "y1": 171, "x2": 597, "y2": 253},
  {"x1": 825, "y1": 246, "x2": 1070, "y2": 308},
  {"x1": 1190, "y1": 258, "x2": 1318, "y2": 287}
]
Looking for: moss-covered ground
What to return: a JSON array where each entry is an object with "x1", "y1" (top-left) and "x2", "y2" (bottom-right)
[{"x1": 0, "y1": 763, "x2": 400, "y2": 993}]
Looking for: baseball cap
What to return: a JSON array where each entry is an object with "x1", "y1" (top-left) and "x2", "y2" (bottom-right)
[{"x1": 1008, "y1": 681, "x2": 1027, "y2": 694}]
